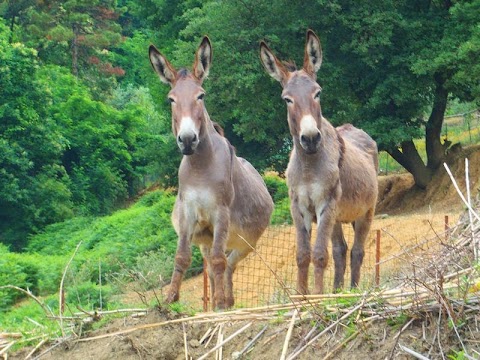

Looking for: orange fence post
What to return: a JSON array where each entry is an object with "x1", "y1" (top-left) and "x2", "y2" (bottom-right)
[
  {"x1": 203, "y1": 258, "x2": 208, "y2": 312},
  {"x1": 375, "y1": 230, "x2": 381, "y2": 287},
  {"x1": 445, "y1": 215, "x2": 449, "y2": 241}
]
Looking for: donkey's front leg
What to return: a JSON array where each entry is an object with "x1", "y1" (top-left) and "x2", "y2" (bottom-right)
[
  {"x1": 313, "y1": 199, "x2": 337, "y2": 294},
  {"x1": 166, "y1": 203, "x2": 193, "y2": 304},
  {"x1": 211, "y1": 207, "x2": 230, "y2": 310},
  {"x1": 166, "y1": 234, "x2": 192, "y2": 304},
  {"x1": 291, "y1": 199, "x2": 312, "y2": 295}
]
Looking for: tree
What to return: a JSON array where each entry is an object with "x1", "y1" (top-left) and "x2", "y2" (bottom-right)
[
  {"x1": 324, "y1": 0, "x2": 480, "y2": 188},
  {"x1": 0, "y1": 21, "x2": 72, "y2": 249},
  {"x1": 164, "y1": 0, "x2": 480, "y2": 187},
  {"x1": 4, "y1": 0, "x2": 126, "y2": 98}
]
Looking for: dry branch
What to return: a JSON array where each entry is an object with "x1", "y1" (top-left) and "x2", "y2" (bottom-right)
[
  {"x1": 59, "y1": 241, "x2": 83, "y2": 337},
  {"x1": 197, "y1": 322, "x2": 252, "y2": 360},
  {"x1": 280, "y1": 310, "x2": 297, "y2": 360},
  {"x1": 233, "y1": 325, "x2": 268, "y2": 358}
]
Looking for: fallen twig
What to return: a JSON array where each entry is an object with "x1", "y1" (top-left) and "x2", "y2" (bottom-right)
[
  {"x1": 197, "y1": 322, "x2": 252, "y2": 360},
  {"x1": 233, "y1": 325, "x2": 268, "y2": 358},
  {"x1": 59, "y1": 241, "x2": 83, "y2": 337},
  {"x1": 287, "y1": 301, "x2": 365, "y2": 360},
  {"x1": 183, "y1": 322, "x2": 188, "y2": 360},
  {"x1": 24, "y1": 337, "x2": 48, "y2": 359},
  {"x1": 280, "y1": 310, "x2": 297, "y2": 360},
  {"x1": 398, "y1": 343, "x2": 430, "y2": 360}
]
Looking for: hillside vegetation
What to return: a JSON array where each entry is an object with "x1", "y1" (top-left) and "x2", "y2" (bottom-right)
[{"x1": 0, "y1": 190, "x2": 181, "y2": 315}]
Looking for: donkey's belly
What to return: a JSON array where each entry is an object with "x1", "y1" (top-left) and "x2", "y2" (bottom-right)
[
  {"x1": 336, "y1": 201, "x2": 370, "y2": 223},
  {"x1": 191, "y1": 223, "x2": 261, "y2": 252}
]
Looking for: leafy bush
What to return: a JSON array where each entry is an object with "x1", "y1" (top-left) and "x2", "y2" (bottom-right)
[
  {"x1": 66, "y1": 282, "x2": 114, "y2": 309},
  {"x1": 0, "y1": 247, "x2": 29, "y2": 311},
  {"x1": 263, "y1": 173, "x2": 288, "y2": 203},
  {"x1": 270, "y1": 197, "x2": 292, "y2": 225}
]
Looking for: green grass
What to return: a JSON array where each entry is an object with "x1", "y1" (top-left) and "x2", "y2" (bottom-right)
[{"x1": 0, "y1": 190, "x2": 203, "y2": 326}]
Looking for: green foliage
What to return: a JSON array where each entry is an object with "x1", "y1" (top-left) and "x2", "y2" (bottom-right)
[
  {"x1": 0, "y1": 22, "x2": 72, "y2": 249},
  {"x1": 261, "y1": 173, "x2": 292, "y2": 225},
  {"x1": 263, "y1": 173, "x2": 288, "y2": 203},
  {"x1": 448, "y1": 350, "x2": 470, "y2": 360},
  {"x1": 1, "y1": 190, "x2": 203, "y2": 317},
  {"x1": 66, "y1": 282, "x2": 114, "y2": 310},
  {"x1": 0, "y1": 295, "x2": 60, "y2": 334},
  {"x1": 386, "y1": 313, "x2": 409, "y2": 329},
  {"x1": 271, "y1": 197, "x2": 292, "y2": 225},
  {"x1": 0, "y1": 247, "x2": 29, "y2": 311}
]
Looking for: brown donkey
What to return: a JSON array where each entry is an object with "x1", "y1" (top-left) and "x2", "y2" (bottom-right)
[
  {"x1": 149, "y1": 37, "x2": 273, "y2": 309},
  {"x1": 260, "y1": 30, "x2": 378, "y2": 294}
]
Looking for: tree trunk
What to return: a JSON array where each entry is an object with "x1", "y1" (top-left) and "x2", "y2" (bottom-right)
[
  {"x1": 387, "y1": 140, "x2": 433, "y2": 189},
  {"x1": 387, "y1": 74, "x2": 449, "y2": 189},
  {"x1": 72, "y1": 23, "x2": 79, "y2": 77},
  {"x1": 425, "y1": 73, "x2": 449, "y2": 171},
  {"x1": 9, "y1": 15, "x2": 15, "y2": 43}
]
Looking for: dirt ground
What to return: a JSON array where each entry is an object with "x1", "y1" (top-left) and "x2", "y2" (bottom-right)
[{"x1": 10, "y1": 145, "x2": 480, "y2": 360}]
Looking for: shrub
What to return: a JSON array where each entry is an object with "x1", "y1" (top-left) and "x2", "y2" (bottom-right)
[
  {"x1": 270, "y1": 197, "x2": 292, "y2": 225},
  {"x1": 66, "y1": 282, "x2": 114, "y2": 310},
  {"x1": 263, "y1": 173, "x2": 289, "y2": 203}
]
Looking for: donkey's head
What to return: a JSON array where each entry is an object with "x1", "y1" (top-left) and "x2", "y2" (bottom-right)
[
  {"x1": 260, "y1": 30, "x2": 324, "y2": 154},
  {"x1": 149, "y1": 37, "x2": 212, "y2": 155}
]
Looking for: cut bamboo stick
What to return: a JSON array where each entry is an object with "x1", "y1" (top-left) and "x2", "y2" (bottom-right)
[
  {"x1": 280, "y1": 310, "x2": 297, "y2": 360},
  {"x1": 182, "y1": 322, "x2": 188, "y2": 360},
  {"x1": 25, "y1": 338, "x2": 48, "y2": 359},
  {"x1": 197, "y1": 322, "x2": 252, "y2": 360}
]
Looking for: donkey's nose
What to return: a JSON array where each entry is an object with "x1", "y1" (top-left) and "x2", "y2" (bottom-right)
[
  {"x1": 300, "y1": 131, "x2": 321, "y2": 154},
  {"x1": 177, "y1": 133, "x2": 199, "y2": 155}
]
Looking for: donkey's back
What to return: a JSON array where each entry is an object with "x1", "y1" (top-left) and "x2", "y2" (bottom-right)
[
  {"x1": 337, "y1": 124, "x2": 378, "y2": 172},
  {"x1": 335, "y1": 124, "x2": 378, "y2": 224}
]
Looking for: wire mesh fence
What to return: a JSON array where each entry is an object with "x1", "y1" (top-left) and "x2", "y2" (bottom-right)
[
  {"x1": 191, "y1": 205, "x2": 461, "y2": 311},
  {"x1": 443, "y1": 109, "x2": 480, "y2": 146}
]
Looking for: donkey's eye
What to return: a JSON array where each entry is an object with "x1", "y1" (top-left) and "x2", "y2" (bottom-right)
[
  {"x1": 197, "y1": 93, "x2": 205, "y2": 101},
  {"x1": 167, "y1": 97, "x2": 175, "y2": 104},
  {"x1": 283, "y1": 97, "x2": 293, "y2": 104},
  {"x1": 314, "y1": 91, "x2": 321, "y2": 100}
]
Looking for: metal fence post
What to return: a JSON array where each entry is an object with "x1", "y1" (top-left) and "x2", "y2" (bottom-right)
[
  {"x1": 203, "y1": 258, "x2": 208, "y2": 312},
  {"x1": 445, "y1": 215, "x2": 449, "y2": 241},
  {"x1": 375, "y1": 230, "x2": 381, "y2": 287}
]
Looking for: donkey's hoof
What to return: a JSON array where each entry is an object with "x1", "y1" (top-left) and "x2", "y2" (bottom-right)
[
  {"x1": 225, "y1": 297, "x2": 234, "y2": 309},
  {"x1": 214, "y1": 299, "x2": 227, "y2": 311},
  {"x1": 296, "y1": 288, "x2": 310, "y2": 296},
  {"x1": 165, "y1": 291, "x2": 179, "y2": 304}
]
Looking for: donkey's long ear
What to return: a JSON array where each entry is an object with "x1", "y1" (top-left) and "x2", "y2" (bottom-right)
[
  {"x1": 303, "y1": 30, "x2": 322, "y2": 75},
  {"x1": 149, "y1": 45, "x2": 177, "y2": 86},
  {"x1": 260, "y1": 41, "x2": 288, "y2": 84},
  {"x1": 193, "y1": 36, "x2": 212, "y2": 83}
]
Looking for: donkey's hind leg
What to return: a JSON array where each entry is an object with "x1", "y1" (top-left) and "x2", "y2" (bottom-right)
[
  {"x1": 224, "y1": 247, "x2": 251, "y2": 308},
  {"x1": 350, "y1": 208, "x2": 374, "y2": 288},
  {"x1": 332, "y1": 222, "x2": 347, "y2": 292}
]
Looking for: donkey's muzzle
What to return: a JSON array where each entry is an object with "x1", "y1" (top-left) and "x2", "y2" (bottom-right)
[
  {"x1": 178, "y1": 133, "x2": 198, "y2": 155},
  {"x1": 300, "y1": 132, "x2": 321, "y2": 154}
]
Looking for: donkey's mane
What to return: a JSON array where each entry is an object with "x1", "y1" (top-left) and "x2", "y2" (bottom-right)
[
  {"x1": 177, "y1": 68, "x2": 190, "y2": 79},
  {"x1": 212, "y1": 121, "x2": 225, "y2": 137}
]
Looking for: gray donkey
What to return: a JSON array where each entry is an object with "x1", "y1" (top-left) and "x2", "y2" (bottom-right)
[
  {"x1": 260, "y1": 30, "x2": 378, "y2": 294},
  {"x1": 149, "y1": 37, "x2": 273, "y2": 309}
]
